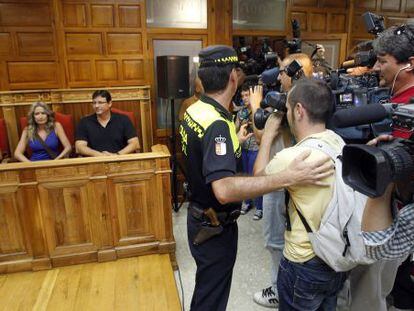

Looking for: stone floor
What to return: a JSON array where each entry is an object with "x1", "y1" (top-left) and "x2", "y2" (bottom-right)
[{"x1": 173, "y1": 204, "x2": 272, "y2": 311}]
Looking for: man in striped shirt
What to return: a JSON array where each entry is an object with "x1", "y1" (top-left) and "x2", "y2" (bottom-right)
[
  {"x1": 362, "y1": 169, "x2": 414, "y2": 310},
  {"x1": 362, "y1": 181, "x2": 414, "y2": 260}
]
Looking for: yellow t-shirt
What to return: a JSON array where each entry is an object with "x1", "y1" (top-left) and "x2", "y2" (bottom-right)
[{"x1": 265, "y1": 130, "x2": 344, "y2": 263}]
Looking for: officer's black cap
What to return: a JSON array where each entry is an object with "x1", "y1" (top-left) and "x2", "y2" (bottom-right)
[{"x1": 199, "y1": 45, "x2": 239, "y2": 68}]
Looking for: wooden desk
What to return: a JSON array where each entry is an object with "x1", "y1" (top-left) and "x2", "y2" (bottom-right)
[{"x1": 0, "y1": 145, "x2": 174, "y2": 274}]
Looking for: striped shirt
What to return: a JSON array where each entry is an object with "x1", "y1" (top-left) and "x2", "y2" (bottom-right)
[{"x1": 362, "y1": 203, "x2": 414, "y2": 260}]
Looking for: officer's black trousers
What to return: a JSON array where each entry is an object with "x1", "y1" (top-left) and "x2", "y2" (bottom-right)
[{"x1": 187, "y1": 212, "x2": 238, "y2": 311}]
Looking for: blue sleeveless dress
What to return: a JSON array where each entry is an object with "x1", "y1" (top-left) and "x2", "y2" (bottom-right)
[{"x1": 29, "y1": 130, "x2": 59, "y2": 161}]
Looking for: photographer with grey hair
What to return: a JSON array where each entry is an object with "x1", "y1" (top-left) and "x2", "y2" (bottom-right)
[{"x1": 358, "y1": 23, "x2": 414, "y2": 310}]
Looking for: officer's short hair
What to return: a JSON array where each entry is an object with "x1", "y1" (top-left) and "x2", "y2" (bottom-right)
[
  {"x1": 287, "y1": 78, "x2": 333, "y2": 124},
  {"x1": 373, "y1": 23, "x2": 414, "y2": 64},
  {"x1": 198, "y1": 45, "x2": 239, "y2": 93}
]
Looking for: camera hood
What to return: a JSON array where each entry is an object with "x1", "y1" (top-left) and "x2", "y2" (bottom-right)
[{"x1": 342, "y1": 144, "x2": 392, "y2": 197}]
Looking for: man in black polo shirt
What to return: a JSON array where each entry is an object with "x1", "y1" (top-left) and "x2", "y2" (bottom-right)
[
  {"x1": 75, "y1": 90, "x2": 139, "y2": 156},
  {"x1": 180, "y1": 45, "x2": 335, "y2": 311}
]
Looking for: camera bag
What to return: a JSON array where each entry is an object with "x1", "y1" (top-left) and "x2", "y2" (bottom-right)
[{"x1": 292, "y1": 138, "x2": 376, "y2": 272}]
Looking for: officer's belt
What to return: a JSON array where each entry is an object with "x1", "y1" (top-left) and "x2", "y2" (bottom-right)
[{"x1": 188, "y1": 203, "x2": 240, "y2": 225}]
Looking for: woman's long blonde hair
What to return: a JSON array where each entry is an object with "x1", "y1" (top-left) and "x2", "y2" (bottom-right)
[{"x1": 26, "y1": 102, "x2": 55, "y2": 140}]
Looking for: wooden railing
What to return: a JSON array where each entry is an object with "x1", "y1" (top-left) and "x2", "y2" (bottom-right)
[{"x1": 0, "y1": 145, "x2": 174, "y2": 274}]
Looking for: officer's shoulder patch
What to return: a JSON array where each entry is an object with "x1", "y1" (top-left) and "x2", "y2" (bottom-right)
[{"x1": 215, "y1": 135, "x2": 227, "y2": 155}]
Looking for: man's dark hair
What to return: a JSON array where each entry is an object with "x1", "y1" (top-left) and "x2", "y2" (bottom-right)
[
  {"x1": 240, "y1": 83, "x2": 250, "y2": 92},
  {"x1": 373, "y1": 23, "x2": 414, "y2": 64},
  {"x1": 92, "y1": 90, "x2": 112, "y2": 102},
  {"x1": 197, "y1": 64, "x2": 235, "y2": 93},
  {"x1": 288, "y1": 78, "x2": 333, "y2": 124}
]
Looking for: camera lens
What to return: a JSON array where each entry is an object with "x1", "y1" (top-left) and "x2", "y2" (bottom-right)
[{"x1": 382, "y1": 142, "x2": 414, "y2": 181}]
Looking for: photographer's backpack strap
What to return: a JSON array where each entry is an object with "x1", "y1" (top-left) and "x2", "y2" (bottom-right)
[
  {"x1": 285, "y1": 138, "x2": 337, "y2": 232},
  {"x1": 299, "y1": 138, "x2": 337, "y2": 161}
]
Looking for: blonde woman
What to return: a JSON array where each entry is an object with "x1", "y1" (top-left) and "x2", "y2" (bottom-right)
[{"x1": 14, "y1": 102, "x2": 71, "y2": 162}]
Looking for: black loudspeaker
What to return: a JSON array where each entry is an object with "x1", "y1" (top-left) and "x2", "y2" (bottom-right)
[{"x1": 157, "y1": 55, "x2": 189, "y2": 99}]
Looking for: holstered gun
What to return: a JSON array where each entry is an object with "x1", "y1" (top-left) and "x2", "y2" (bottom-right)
[
  {"x1": 204, "y1": 207, "x2": 220, "y2": 226},
  {"x1": 193, "y1": 207, "x2": 223, "y2": 245},
  {"x1": 193, "y1": 224, "x2": 223, "y2": 245}
]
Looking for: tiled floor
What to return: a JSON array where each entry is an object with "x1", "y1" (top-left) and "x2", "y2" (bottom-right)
[
  {"x1": 173, "y1": 204, "x2": 272, "y2": 311},
  {"x1": 172, "y1": 205, "x2": 407, "y2": 311}
]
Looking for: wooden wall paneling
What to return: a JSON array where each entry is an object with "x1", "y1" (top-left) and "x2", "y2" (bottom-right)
[
  {"x1": 406, "y1": 0, "x2": 414, "y2": 12},
  {"x1": 66, "y1": 33, "x2": 104, "y2": 55},
  {"x1": 2, "y1": 106, "x2": 19, "y2": 154},
  {"x1": 354, "y1": 0, "x2": 378, "y2": 10},
  {"x1": 52, "y1": 0, "x2": 69, "y2": 89},
  {"x1": 321, "y1": 0, "x2": 348, "y2": 8},
  {"x1": 386, "y1": 16, "x2": 413, "y2": 27},
  {"x1": 345, "y1": 0, "x2": 355, "y2": 53},
  {"x1": 0, "y1": 1, "x2": 63, "y2": 90},
  {"x1": 91, "y1": 4, "x2": 115, "y2": 27},
  {"x1": 58, "y1": 1, "x2": 148, "y2": 88},
  {"x1": 7, "y1": 62, "x2": 59, "y2": 89},
  {"x1": 328, "y1": 13, "x2": 347, "y2": 33},
  {"x1": 0, "y1": 2, "x2": 52, "y2": 27},
  {"x1": 292, "y1": 0, "x2": 318, "y2": 6},
  {"x1": 208, "y1": 0, "x2": 232, "y2": 45},
  {"x1": 310, "y1": 13, "x2": 328, "y2": 32},
  {"x1": 107, "y1": 33, "x2": 142, "y2": 54},
  {"x1": 62, "y1": 2, "x2": 88, "y2": 27},
  {"x1": 118, "y1": 4, "x2": 142, "y2": 28},
  {"x1": 0, "y1": 33, "x2": 13, "y2": 56},
  {"x1": 381, "y1": 0, "x2": 402, "y2": 12},
  {"x1": 16, "y1": 32, "x2": 55, "y2": 56},
  {"x1": 289, "y1": 2, "x2": 349, "y2": 35}
]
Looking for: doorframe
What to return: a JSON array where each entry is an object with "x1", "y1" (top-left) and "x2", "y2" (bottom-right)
[{"x1": 146, "y1": 34, "x2": 208, "y2": 141}]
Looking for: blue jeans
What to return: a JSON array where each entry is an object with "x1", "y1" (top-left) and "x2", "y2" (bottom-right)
[
  {"x1": 262, "y1": 191, "x2": 286, "y2": 290},
  {"x1": 242, "y1": 149, "x2": 262, "y2": 210},
  {"x1": 277, "y1": 256, "x2": 346, "y2": 311}
]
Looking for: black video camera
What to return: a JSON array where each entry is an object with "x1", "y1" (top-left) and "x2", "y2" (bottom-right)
[
  {"x1": 237, "y1": 38, "x2": 279, "y2": 77},
  {"x1": 342, "y1": 12, "x2": 384, "y2": 70},
  {"x1": 341, "y1": 103, "x2": 414, "y2": 197},
  {"x1": 254, "y1": 91, "x2": 287, "y2": 130},
  {"x1": 253, "y1": 60, "x2": 304, "y2": 129},
  {"x1": 286, "y1": 19, "x2": 302, "y2": 54}
]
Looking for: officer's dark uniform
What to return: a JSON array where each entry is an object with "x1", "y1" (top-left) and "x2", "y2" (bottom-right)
[{"x1": 179, "y1": 45, "x2": 242, "y2": 311}]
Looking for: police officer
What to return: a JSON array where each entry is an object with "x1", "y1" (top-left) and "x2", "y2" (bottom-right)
[{"x1": 179, "y1": 45, "x2": 334, "y2": 311}]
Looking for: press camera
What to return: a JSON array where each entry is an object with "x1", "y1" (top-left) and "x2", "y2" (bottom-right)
[{"x1": 341, "y1": 103, "x2": 414, "y2": 197}]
